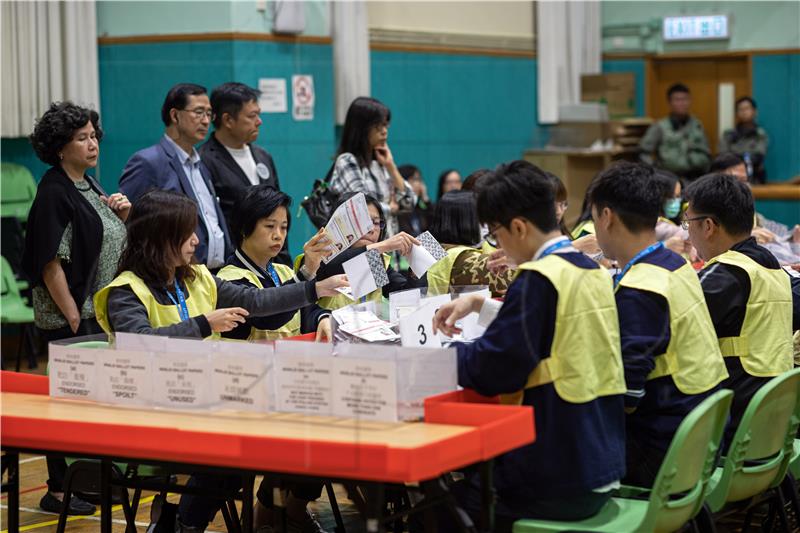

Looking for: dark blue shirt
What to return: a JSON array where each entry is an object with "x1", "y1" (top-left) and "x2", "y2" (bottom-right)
[
  {"x1": 456, "y1": 252, "x2": 626, "y2": 504},
  {"x1": 616, "y1": 246, "x2": 715, "y2": 453}
]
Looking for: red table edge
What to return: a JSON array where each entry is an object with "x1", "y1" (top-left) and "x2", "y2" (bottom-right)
[{"x1": 1, "y1": 371, "x2": 534, "y2": 482}]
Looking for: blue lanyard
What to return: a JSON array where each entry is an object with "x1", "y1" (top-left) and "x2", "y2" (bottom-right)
[
  {"x1": 538, "y1": 239, "x2": 573, "y2": 259},
  {"x1": 166, "y1": 280, "x2": 190, "y2": 321},
  {"x1": 614, "y1": 242, "x2": 664, "y2": 287},
  {"x1": 265, "y1": 263, "x2": 282, "y2": 287}
]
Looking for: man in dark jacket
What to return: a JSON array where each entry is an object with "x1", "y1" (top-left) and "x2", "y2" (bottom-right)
[{"x1": 199, "y1": 82, "x2": 290, "y2": 266}]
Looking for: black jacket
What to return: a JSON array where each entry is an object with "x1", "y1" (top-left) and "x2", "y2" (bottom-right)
[
  {"x1": 22, "y1": 166, "x2": 107, "y2": 310},
  {"x1": 199, "y1": 134, "x2": 291, "y2": 266}
]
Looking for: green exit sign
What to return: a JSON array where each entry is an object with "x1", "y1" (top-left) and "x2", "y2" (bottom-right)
[{"x1": 663, "y1": 15, "x2": 729, "y2": 41}]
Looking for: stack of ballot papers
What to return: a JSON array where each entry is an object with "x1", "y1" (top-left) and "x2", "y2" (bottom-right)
[{"x1": 331, "y1": 307, "x2": 399, "y2": 343}]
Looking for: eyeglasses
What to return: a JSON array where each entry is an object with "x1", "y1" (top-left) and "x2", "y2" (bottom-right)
[
  {"x1": 371, "y1": 219, "x2": 386, "y2": 230},
  {"x1": 556, "y1": 201, "x2": 569, "y2": 211},
  {"x1": 680, "y1": 215, "x2": 717, "y2": 230},
  {"x1": 484, "y1": 224, "x2": 502, "y2": 247},
  {"x1": 182, "y1": 107, "x2": 213, "y2": 120}
]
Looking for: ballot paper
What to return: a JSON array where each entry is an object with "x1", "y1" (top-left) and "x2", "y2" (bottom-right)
[
  {"x1": 459, "y1": 288, "x2": 492, "y2": 340},
  {"x1": 342, "y1": 249, "x2": 389, "y2": 300},
  {"x1": 332, "y1": 357, "x2": 398, "y2": 422},
  {"x1": 97, "y1": 349, "x2": 152, "y2": 406},
  {"x1": 323, "y1": 192, "x2": 373, "y2": 263},
  {"x1": 408, "y1": 231, "x2": 448, "y2": 277},
  {"x1": 333, "y1": 308, "x2": 399, "y2": 342},
  {"x1": 152, "y1": 352, "x2": 210, "y2": 409},
  {"x1": 399, "y1": 301, "x2": 442, "y2": 349},
  {"x1": 49, "y1": 343, "x2": 99, "y2": 400},
  {"x1": 396, "y1": 346, "x2": 458, "y2": 419}
]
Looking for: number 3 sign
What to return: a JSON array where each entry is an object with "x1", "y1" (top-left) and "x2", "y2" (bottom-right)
[{"x1": 399, "y1": 302, "x2": 442, "y2": 349}]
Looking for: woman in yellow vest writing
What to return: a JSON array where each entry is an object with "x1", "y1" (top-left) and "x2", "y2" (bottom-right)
[
  {"x1": 217, "y1": 185, "x2": 333, "y2": 341},
  {"x1": 94, "y1": 189, "x2": 347, "y2": 338},
  {"x1": 308, "y1": 193, "x2": 425, "y2": 310},
  {"x1": 426, "y1": 190, "x2": 513, "y2": 297}
]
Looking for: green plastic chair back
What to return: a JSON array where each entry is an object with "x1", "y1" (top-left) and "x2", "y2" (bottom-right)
[
  {"x1": 0, "y1": 163, "x2": 37, "y2": 221},
  {"x1": 513, "y1": 389, "x2": 733, "y2": 533},
  {"x1": 0, "y1": 255, "x2": 34, "y2": 323},
  {"x1": 706, "y1": 368, "x2": 800, "y2": 511},
  {"x1": 63, "y1": 339, "x2": 164, "y2": 478}
]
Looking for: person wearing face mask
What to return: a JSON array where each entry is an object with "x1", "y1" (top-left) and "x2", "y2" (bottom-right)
[
  {"x1": 199, "y1": 83, "x2": 291, "y2": 266},
  {"x1": 23, "y1": 101, "x2": 130, "y2": 517},
  {"x1": 119, "y1": 83, "x2": 231, "y2": 270},
  {"x1": 306, "y1": 193, "x2": 425, "y2": 310},
  {"x1": 639, "y1": 83, "x2": 711, "y2": 180},
  {"x1": 651, "y1": 170, "x2": 694, "y2": 259},
  {"x1": 328, "y1": 97, "x2": 417, "y2": 238}
]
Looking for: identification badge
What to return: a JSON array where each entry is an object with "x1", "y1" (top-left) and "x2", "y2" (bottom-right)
[{"x1": 256, "y1": 163, "x2": 270, "y2": 180}]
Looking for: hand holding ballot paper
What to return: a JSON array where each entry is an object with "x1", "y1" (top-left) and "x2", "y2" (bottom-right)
[{"x1": 323, "y1": 192, "x2": 374, "y2": 263}]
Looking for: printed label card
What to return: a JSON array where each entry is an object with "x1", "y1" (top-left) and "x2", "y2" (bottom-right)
[
  {"x1": 49, "y1": 344, "x2": 99, "y2": 401},
  {"x1": 152, "y1": 352, "x2": 210, "y2": 409},
  {"x1": 274, "y1": 351, "x2": 333, "y2": 415},
  {"x1": 97, "y1": 349, "x2": 152, "y2": 406},
  {"x1": 332, "y1": 357, "x2": 398, "y2": 422}
]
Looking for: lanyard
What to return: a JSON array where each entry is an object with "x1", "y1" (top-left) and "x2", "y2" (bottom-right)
[
  {"x1": 265, "y1": 263, "x2": 282, "y2": 287},
  {"x1": 166, "y1": 280, "x2": 190, "y2": 321},
  {"x1": 614, "y1": 242, "x2": 664, "y2": 287},
  {"x1": 538, "y1": 239, "x2": 573, "y2": 259}
]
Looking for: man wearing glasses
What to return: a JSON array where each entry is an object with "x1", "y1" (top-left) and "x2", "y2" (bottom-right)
[
  {"x1": 684, "y1": 173, "x2": 797, "y2": 449},
  {"x1": 119, "y1": 83, "x2": 231, "y2": 269}
]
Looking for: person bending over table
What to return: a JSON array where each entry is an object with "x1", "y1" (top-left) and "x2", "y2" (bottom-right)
[{"x1": 93, "y1": 189, "x2": 346, "y2": 532}]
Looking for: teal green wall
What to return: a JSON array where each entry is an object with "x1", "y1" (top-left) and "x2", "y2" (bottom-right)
[
  {"x1": 602, "y1": 1, "x2": 800, "y2": 53},
  {"x1": 752, "y1": 54, "x2": 800, "y2": 182},
  {"x1": 755, "y1": 200, "x2": 800, "y2": 228},
  {"x1": 370, "y1": 51, "x2": 545, "y2": 199}
]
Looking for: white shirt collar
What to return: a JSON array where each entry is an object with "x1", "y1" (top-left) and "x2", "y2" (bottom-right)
[
  {"x1": 532, "y1": 235, "x2": 572, "y2": 261},
  {"x1": 163, "y1": 134, "x2": 200, "y2": 165}
]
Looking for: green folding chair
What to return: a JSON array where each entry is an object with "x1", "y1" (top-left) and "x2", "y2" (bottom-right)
[
  {"x1": 1, "y1": 255, "x2": 35, "y2": 371},
  {"x1": 513, "y1": 389, "x2": 733, "y2": 533},
  {"x1": 0, "y1": 162, "x2": 37, "y2": 221},
  {"x1": 705, "y1": 369, "x2": 800, "y2": 530}
]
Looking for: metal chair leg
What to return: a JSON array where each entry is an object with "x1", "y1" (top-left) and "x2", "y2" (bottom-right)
[{"x1": 325, "y1": 482, "x2": 346, "y2": 533}]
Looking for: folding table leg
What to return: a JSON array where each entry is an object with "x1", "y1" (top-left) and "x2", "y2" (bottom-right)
[
  {"x1": 364, "y1": 482, "x2": 385, "y2": 533},
  {"x1": 3, "y1": 452, "x2": 20, "y2": 533},
  {"x1": 241, "y1": 474, "x2": 255, "y2": 533},
  {"x1": 479, "y1": 460, "x2": 495, "y2": 533},
  {"x1": 100, "y1": 459, "x2": 112, "y2": 533}
]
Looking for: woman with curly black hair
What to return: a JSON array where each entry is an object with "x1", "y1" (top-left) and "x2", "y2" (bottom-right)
[{"x1": 21, "y1": 102, "x2": 130, "y2": 516}]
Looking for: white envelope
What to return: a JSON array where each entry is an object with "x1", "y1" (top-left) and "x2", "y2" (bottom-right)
[{"x1": 342, "y1": 253, "x2": 377, "y2": 300}]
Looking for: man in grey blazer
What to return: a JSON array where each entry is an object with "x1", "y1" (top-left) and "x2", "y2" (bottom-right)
[
  {"x1": 200, "y1": 82, "x2": 291, "y2": 266},
  {"x1": 118, "y1": 83, "x2": 231, "y2": 269}
]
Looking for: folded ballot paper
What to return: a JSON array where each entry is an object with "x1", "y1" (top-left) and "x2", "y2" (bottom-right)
[
  {"x1": 323, "y1": 192, "x2": 374, "y2": 264},
  {"x1": 342, "y1": 249, "x2": 390, "y2": 300},
  {"x1": 408, "y1": 231, "x2": 448, "y2": 278}
]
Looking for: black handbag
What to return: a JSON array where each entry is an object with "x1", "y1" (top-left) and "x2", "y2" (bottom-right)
[{"x1": 301, "y1": 163, "x2": 338, "y2": 229}]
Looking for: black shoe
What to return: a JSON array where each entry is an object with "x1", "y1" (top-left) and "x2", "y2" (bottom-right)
[
  {"x1": 146, "y1": 495, "x2": 178, "y2": 533},
  {"x1": 39, "y1": 492, "x2": 96, "y2": 515},
  {"x1": 74, "y1": 490, "x2": 124, "y2": 505},
  {"x1": 286, "y1": 509, "x2": 329, "y2": 533}
]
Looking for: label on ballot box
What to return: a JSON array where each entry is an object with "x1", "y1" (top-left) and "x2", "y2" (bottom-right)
[
  {"x1": 275, "y1": 352, "x2": 333, "y2": 415},
  {"x1": 97, "y1": 349, "x2": 152, "y2": 406},
  {"x1": 49, "y1": 344, "x2": 99, "y2": 400},
  {"x1": 152, "y1": 353, "x2": 210, "y2": 408},
  {"x1": 332, "y1": 357, "x2": 398, "y2": 422},
  {"x1": 399, "y1": 301, "x2": 442, "y2": 349},
  {"x1": 211, "y1": 353, "x2": 269, "y2": 412}
]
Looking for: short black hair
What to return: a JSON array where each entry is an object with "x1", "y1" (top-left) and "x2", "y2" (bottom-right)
[
  {"x1": 161, "y1": 83, "x2": 207, "y2": 126},
  {"x1": 736, "y1": 96, "x2": 756, "y2": 109},
  {"x1": 710, "y1": 152, "x2": 745, "y2": 173},
  {"x1": 437, "y1": 169, "x2": 460, "y2": 200},
  {"x1": 29, "y1": 102, "x2": 104, "y2": 166},
  {"x1": 667, "y1": 83, "x2": 690, "y2": 99},
  {"x1": 652, "y1": 169, "x2": 680, "y2": 202},
  {"x1": 685, "y1": 173, "x2": 754, "y2": 236},
  {"x1": 337, "y1": 97, "x2": 391, "y2": 167},
  {"x1": 430, "y1": 191, "x2": 481, "y2": 246},
  {"x1": 587, "y1": 161, "x2": 661, "y2": 233},
  {"x1": 476, "y1": 160, "x2": 557, "y2": 233},
  {"x1": 397, "y1": 164, "x2": 419, "y2": 180},
  {"x1": 462, "y1": 168, "x2": 491, "y2": 192},
  {"x1": 210, "y1": 82, "x2": 260, "y2": 129},
  {"x1": 231, "y1": 185, "x2": 291, "y2": 247}
]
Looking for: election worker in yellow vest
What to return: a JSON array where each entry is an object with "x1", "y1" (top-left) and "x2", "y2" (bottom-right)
[
  {"x1": 426, "y1": 190, "x2": 513, "y2": 297},
  {"x1": 217, "y1": 185, "x2": 333, "y2": 341},
  {"x1": 306, "y1": 193, "x2": 426, "y2": 310},
  {"x1": 685, "y1": 173, "x2": 797, "y2": 447},
  {"x1": 432, "y1": 161, "x2": 626, "y2": 530},
  {"x1": 590, "y1": 162, "x2": 727, "y2": 486}
]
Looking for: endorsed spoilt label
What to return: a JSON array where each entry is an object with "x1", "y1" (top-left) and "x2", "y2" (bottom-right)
[
  {"x1": 97, "y1": 349, "x2": 152, "y2": 406},
  {"x1": 152, "y1": 353, "x2": 209, "y2": 408},
  {"x1": 49, "y1": 344, "x2": 98, "y2": 400}
]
